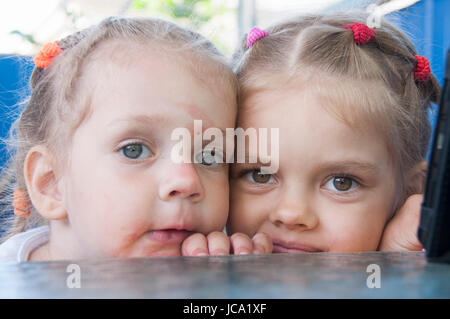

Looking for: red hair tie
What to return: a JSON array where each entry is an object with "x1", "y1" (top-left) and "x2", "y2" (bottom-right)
[
  {"x1": 33, "y1": 41, "x2": 62, "y2": 68},
  {"x1": 414, "y1": 55, "x2": 431, "y2": 81},
  {"x1": 342, "y1": 23, "x2": 376, "y2": 45}
]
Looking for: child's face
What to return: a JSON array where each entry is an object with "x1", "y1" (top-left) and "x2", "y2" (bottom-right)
[
  {"x1": 229, "y1": 88, "x2": 397, "y2": 252},
  {"x1": 59, "y1": 49, "x2": 235, "y2": 258}
]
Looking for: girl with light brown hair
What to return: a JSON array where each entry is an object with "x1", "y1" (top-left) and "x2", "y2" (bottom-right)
[
  {"x1": 228, "y1": 12, "x2": 440, "y2": 253},
  {"x1": 0, "y1": 16, "x2": 272, "y2": 262}
]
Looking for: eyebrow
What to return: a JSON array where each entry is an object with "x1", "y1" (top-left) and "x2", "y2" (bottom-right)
[
  {"x1": 316, "y1": 160, "x2": 380, "y2": 175},
  {"x1": 233, "y1": 151, "x2": 273, "y2": 167},
  {"x1": 107, "y1": 114, "x2": 228, "y2": 136},
  {"x1": 107, "y1": 114, "x2": 171, "y2": 128}
]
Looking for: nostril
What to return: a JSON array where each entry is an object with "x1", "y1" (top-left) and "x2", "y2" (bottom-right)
[
  {"x1": 189, "y1": 192, "x2": 201, "y2": 199},
  {"x1": 168, "y1": 189, "x2": 201, "y2": 199}
]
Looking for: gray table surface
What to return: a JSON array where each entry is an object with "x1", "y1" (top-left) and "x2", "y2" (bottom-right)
[{"x1": 0, "y1": 251, "x2": 449, "y2": 298}]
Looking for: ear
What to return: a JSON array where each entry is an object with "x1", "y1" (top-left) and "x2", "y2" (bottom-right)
[
  {"x1": 24, "y1": 145, "x2": 67, "y2": 220},
  {"x1": 405, "y1": 160, "x2": 428, "y2": 195}
]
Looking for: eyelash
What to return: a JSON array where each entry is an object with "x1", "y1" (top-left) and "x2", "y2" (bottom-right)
[
  {"x1": 117, "y1": 139, "x2": 154, "y2": 161},
  {"x1": 194, "y1": 149, "x2": 226, "y2": 167},
  {"x1": 322, "y1": 174, "x2": 362, "y2": 194},
  {"x1": 239, "y1": 168, "x2": 277, "y2": 185},
  {"x1": 238, "y1": 169, "x2": 363, "y2": 192}
]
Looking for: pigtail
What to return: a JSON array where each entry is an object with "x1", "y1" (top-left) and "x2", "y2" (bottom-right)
[
  {"x1": 0, "y1": 154, "x2": 44, "y2": 244},
  {"x1": 294, "y1": 24, "x2": 360, "y2": 75},
  {"x1": 417, "y1": 71, "x2": 441, "y2": 105},
  {"x1": 0, "y1": 161, "x2": 17, "y2": 243}
]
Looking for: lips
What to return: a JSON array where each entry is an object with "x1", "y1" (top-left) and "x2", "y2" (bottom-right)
[
  {"x1": 271, "y1": 238, "x2": 323, "y2": 254},
  {"x1": 146, "y1": 229, "x2": 193, "y2": 243}
]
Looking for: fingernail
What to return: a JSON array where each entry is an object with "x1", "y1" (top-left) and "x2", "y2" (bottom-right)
[
  {"x1": 192, "y1": 249, "x2": 208, "y2": 256},
  {"x1": 195, "y1": 252, "x2": 208, "y2": 256},
  {"x1": 213, "y1": 250, "x2": 227, "y2": 256}
]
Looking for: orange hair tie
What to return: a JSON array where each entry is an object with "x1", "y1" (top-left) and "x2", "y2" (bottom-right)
[
  {"x1": 33, "y1": 41, "x2": 62, "y2": 68},
  {"x1": 13, "y1": 190, "x2": 31, "y2": 217}
]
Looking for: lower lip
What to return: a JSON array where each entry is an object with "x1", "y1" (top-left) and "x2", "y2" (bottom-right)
[
  {"x1": 272, "y1": 244, "x2": 320, "y2": 254},
  {"x1": 146, "y1": 230, "x2": 192, "y2": 243}
]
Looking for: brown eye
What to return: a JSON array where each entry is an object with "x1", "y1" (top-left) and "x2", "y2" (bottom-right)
[
  {"x1": 251, "y1": 170, "x2": 273, "y2": 184},
  {"x1": 333, "y1": 177, "x2": 353, "y2": 191}
]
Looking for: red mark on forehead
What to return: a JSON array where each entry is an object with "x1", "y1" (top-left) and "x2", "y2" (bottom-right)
[{"x1": 177, "y1": 102, "x2": 215, "y2": 129}]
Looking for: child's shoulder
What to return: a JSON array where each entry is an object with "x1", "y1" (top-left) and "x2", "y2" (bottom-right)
[{"x1": 0, "y1": 226, "x2": 49, "y2": 263}]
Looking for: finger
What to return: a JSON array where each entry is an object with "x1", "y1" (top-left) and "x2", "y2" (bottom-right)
[
  {"x1": 379, "y1": 194, "x2": 424, "y2": 251},
  {"x1": 207, "y1": 231, "x2": 230, "y2": 256},
  {"x1": 252, "y1": 232, "x2": 273, "y2": 254},
  {"x1": 397, "y1": 194, "x2": 423, "y2": 220},
  {"x1": 405, "y1": 196, "x2": 424, "y2": 250},
  {"x1": 181, "y1": 233, "x2": 208, "y2": 256},
  {"x1": 397, "y1": 194, "x2": 423, "y2": 250},
  {"x1": 230, "y1": 233, "x2": 253, "y2": 255}
]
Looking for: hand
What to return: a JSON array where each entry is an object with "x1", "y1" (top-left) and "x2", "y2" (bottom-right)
[
  {"x1": 181, "y1": 231, "x2": 273, "y2": 256},
  {"x1": 378, "y1": 194, "x2": 424, "y2": 251}
]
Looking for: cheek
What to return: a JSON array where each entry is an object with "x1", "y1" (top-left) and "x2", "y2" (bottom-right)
[
  {"x1": 63, "y1": 167, "x2": 159, "y2": 256},
  {"x1": 321, "y1": 204, "x2": 391, "y2": 251},
  {"x1": 228, "y1": 185, "x2": 271, "y2": 236},
  {"x1": 199, "y1": 172, "x2": 230, "y2": 231}
]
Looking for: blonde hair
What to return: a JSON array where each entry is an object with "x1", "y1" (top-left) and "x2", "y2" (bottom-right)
[
  {"x1": 0, "y1": 16, "x2": 237, "y2": 242},
  {"x1": 232, "y1": 12, "x2": 441, "y2": 211}
]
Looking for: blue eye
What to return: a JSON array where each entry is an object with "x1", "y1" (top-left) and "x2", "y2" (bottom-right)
[
  {"x1": 246, "y1": 170, "x2": 275, "y2": 184},
  {"x1": 120, "y1": 143, "x2": 152, "y2": 159},
  {"x1": 195, "y1": 149, "x2": 222, "y2": 166},
  {"x1": 324, "y1": 176, "x2": 359, "y2": 192}
]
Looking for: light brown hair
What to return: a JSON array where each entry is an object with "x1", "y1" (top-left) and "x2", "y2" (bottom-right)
[{"x1": 0, "y1": 16, "x2": 237, "y2": 242}]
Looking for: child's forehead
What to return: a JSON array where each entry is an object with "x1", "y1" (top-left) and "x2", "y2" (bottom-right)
[
  {"x1": 241, "y1": 74, "x2": 394, "y2": 133},
  {"x1": 80, "y1": 39, "x2": 236, "y2": 124},
  {"x1": 240, "y1": 86, "x2": 374, "y2": 137},
  {"x1": 77, "y1": 56, "x2": 234, "y2": 133},
  {"x1": 85, "y1": 38, "x2": 171, "y2": 72},
  {"x1": 238, "y1": 77, "x2": 397, "y2": 160}
]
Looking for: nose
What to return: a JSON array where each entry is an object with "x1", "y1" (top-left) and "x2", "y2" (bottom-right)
[
  {"x1": 158, "y1": 162, "x2": 205, "y2": 202},
  {"x1": 269, "y1": 196, "x2": 319, "y2": 231}
]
